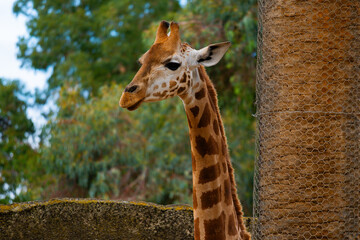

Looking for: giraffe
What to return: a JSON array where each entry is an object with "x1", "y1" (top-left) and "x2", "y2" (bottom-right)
[{"x1": 119, "y1": 21, "x2": 251, "y2": 240}]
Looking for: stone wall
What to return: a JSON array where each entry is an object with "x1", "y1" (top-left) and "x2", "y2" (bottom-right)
[{"x1": 0, "y1": 198, "x2": 252, "y2": 240}]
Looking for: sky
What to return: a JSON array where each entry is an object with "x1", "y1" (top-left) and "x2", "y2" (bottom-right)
[{"x1": 0, "y1": 0, "x2": 51, "y2": 142}]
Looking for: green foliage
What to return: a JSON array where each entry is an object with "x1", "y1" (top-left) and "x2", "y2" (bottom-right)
[
  {"x1": 0, "y1": 79, "x2": 41, "y2": 203},
  {"x1": 41, "y1": 82, "x2": 255, "y2": 213},
  {"x1": 13, "y1": 0, "x2": 257, "y2": 216},
  {"x1": 180, "y1": 0, "x2": 257, "y2": 99},
  {"x1": 41, "y1": 84, "x2": 192, "y2": 204},
  {"x1": 13, "y1": 0, "x2": 180, "y2": 94}
]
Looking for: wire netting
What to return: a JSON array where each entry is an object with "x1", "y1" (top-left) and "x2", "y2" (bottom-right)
[{"x1": 253, "y1": 1, "x2": 359, "y2": 239}]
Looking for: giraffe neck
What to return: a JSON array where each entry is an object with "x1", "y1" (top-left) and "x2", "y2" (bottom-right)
[{"x1": 180, "y1": 66, "x2": 250, "y2": 240}]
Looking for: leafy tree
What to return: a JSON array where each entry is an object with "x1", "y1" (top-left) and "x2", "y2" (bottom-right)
[
  {"x1": 0, "y1": 79, "x2": 40, "y2": 203},
  {"x1": 41, "y1": 84, "x2": 192, "y2": 204},
  {"x1": 179, "y1": 0, "x2": 257, "y2": 99},
  {"x1": 14, "y1": 0, "x2": 257, "y2": 215},
  {"x1": 13, "y1": 0, "x2": 180, "y2": 95}
]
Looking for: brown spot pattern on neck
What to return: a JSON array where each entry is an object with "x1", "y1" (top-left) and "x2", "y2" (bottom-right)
[
  {"x1": 195, "y1": 88, "x2": 205, "y2": 100},
  {"x1": 201, "y1": 185, "x2": 222, "y2": 209},
  {"x1": 190, "y1": 106, "x2": 200, "y2": 118},
  {"x1": 195, "y1": 135, "x2": 219, "y2": 158},
  {"x1": 183, "y1": 66, "x2": 250, "y2": 240},
  {"x1": 198, "y1": 163, "x2": 221, "y2": 184},
  {"x1": 204, "y1": 211, "x2": 226, "y2": 240},
  {"x1": 197, "y1": 103, "x2": 211, "y2": 128}
]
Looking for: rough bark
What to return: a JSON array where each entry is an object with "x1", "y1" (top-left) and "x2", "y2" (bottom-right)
[{"x1": 254, "y1": 0, "x2": 360, "y2": 239}]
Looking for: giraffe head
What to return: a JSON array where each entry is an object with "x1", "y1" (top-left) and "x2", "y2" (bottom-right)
[{"x1": 119, "y1": 21, "x2": 230, "y2": 111}]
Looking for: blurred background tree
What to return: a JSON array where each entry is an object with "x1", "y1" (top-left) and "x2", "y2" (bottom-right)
[
  {"x1": 0, "y1": 78, "x2": 43, "y2": 203},
  {"x1": 41, "y1": 84, "x2": 192, "y2": 204},
  {"x1": 6, "y1": 0, "x2": 257, "y2": 216},
  {"x1": 13, "y1": 0, "x2": 180, "y2": 95}
]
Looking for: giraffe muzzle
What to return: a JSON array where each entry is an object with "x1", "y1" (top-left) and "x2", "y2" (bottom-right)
[{"x1": 119, "y1": 85, "x2": 146, "y2": 111}]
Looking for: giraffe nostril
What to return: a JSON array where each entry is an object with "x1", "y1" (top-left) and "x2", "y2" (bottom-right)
[{"x1": 125, "y1": 85, "x2": 138, "y2": 93}]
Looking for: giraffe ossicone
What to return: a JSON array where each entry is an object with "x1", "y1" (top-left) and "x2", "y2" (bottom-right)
[{"x1": 119, "y1": 21, "x2": 251, "y2": 240}]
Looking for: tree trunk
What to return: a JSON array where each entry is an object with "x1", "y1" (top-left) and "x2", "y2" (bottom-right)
[{"x1": 254, "y1": 0, "x2": 360, "y2": 239}]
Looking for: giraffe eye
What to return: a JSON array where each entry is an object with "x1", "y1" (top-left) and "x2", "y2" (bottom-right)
[{"x1": 165, "y1": 62, "x2": 181, "y2": 71}]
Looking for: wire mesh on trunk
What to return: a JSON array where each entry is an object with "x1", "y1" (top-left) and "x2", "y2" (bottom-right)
[{"x1": 253, "y1": 1, "x2": 359, "y2": 239}]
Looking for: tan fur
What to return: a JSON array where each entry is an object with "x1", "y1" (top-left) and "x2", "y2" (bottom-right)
[
  {"x1": 197, "y1": 66, "x2": 251, "y2": 240},
  {"x1": 120, "y1": 21, "x2": 251, "y2": 240}
]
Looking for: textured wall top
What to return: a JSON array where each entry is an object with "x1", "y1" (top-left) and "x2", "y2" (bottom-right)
[
  {"x1": 0, "y1": 198, "x2": 194, "y2": 240},
  {"x1": 1, "y1": 198, "x2": 252, "y2": 240}
]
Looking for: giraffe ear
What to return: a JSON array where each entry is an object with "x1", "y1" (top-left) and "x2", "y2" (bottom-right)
[{"x1": 196, "y1": 42, "x2": 231, "y2": 67}]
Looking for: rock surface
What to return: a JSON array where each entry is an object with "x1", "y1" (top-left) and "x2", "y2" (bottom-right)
[
  {"x1": 0, "y1": 198, "x2": 252, "y2": 240},
  {"x1": 0, "y1": 198, "x2": 194, "y2": 240}
]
